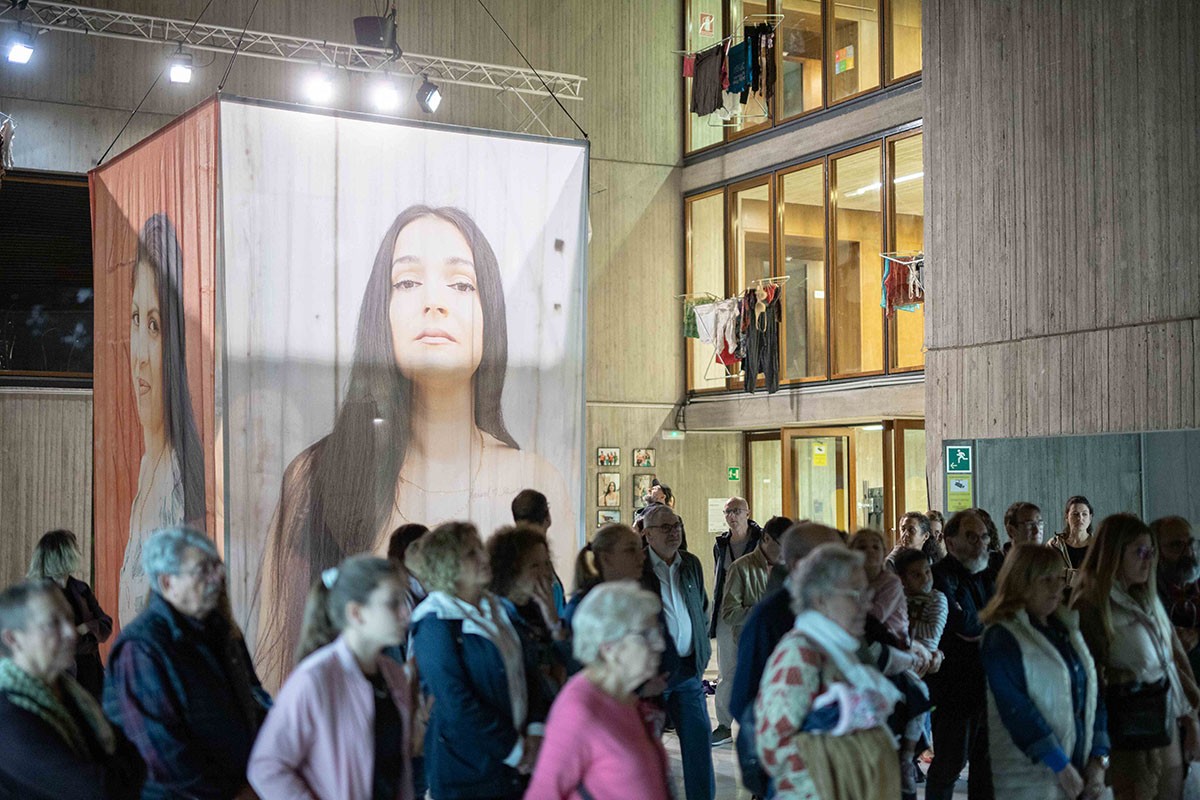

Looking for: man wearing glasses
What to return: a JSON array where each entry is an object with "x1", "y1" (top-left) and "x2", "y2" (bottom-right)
[
  {"x1": 638, "y1": 504, "x2": 715, "y2": 800},
  {"x1": 1152, "y1": 516, "x2": 1200, "y2": 681},
  {"x1": 104, "y1": 527, "x2": 263, "y2": 799},
  {"x1": 709, "y1": 496, "x2": 762, "y2": 747}
]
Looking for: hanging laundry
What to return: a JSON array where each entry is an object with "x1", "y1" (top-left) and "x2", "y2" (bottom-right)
[
  {"x1": 761, "y1": 26, "x2": 777, "y2": 99},
  {"x1": 744, "y1": 284, "x2": 782, "y2": 394},
  {"x1": 881, "y1": 258, "x2": 922, "y2": 316},
  {"x1": 683, "y1": 299, "x2": 702, "y2": 338},
  {"x1": 691, "y1": 44, "x2": 725, "y2": 116},
  {"x1": 727, "y1": 40, "x2": 751, "y2": 95},
  {"x1": 682, "y1": 54, "x2": 695, "y2": 78},
  {"x1": 711, "y1": 297, "x2": 741, "y2": 363},
  {"x1": 692, "y1": 302, "x2": 719, "y2": 344}
]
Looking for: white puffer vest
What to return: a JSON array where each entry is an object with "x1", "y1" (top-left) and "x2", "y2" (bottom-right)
[{"x1": 986, "y1": 608, "x2": 1098, "y2": 800}]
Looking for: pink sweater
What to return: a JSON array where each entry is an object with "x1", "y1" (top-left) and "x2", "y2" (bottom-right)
[
  {"x1": 248, "y1": 637, "x2": 413, "y2": 800},
  {"x1": 525, "y1": 672, "x2": 671, "y2": 800}
]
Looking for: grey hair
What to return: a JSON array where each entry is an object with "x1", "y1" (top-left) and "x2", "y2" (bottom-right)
[
  {"x1": 571, "y1": 581, "x2": 661, "y2": 665},
  {"x1": 142, "y1": 526, "x2": 219, "y2": 594},
  {"x1": 788, "y1": 543, "x2": 865, "y2": 614}
]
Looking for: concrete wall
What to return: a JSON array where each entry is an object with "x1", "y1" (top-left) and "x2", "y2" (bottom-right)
[{"x1": 923, "y1": 0, "x2": 1200, "y2": 505}]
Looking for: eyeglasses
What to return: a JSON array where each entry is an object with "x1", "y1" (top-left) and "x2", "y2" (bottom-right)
[
  {"x1": 1018, "y1": 519, "x2": 1046, "y2": 530},
  {"x1": 178, "y1": 560, "x2": 224, "y2": 579},
  {"x1": 831, "y1": 587, "x2": 876, "y2": 607},
  {"x1": 648, "y1": 523, "x2": 683, "y2": 535},
  {"x1": 628, "y1": 626, "x2": 665, "y2": 646},
  {"x1": 1161, "y1": 538, "x2": 1198, "y2": 553},
  {"x1": 1133, "y1": 545, "x2": 1156, "y2": 562}
]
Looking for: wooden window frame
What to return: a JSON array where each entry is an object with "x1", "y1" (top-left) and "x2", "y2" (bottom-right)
[
  {"x1": 884, "y1": 128, "x2": 926, "y2": 374},
  {"x1": 684, "y1": 187, "x2": 730, "y2": 394},
  {"x1": 824, "y1": 0, "x2": 885, "y2": 108},
  {"x1": 883, "y1": 0, "x2": 923, "y2": 85},
  {"x1": 775, "y1": 157, "x2": 831, "y2": 384},
  {"x1": 726, "y1": 174, "x2": 776, "y2": 391}
]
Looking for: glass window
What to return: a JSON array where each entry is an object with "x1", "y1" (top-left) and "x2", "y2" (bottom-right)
[
  {"x1": 788, "y1": 433, "x2": 849, "y2": 529},
  {"x1": 778, "y1": 0, "x2": 824, "y2": 118},
  {"x1": 888, "y1": 133, "x2": 925, "y2": 370},
  {"x1": 0, "y1": 173, "x2": 94, "y2": 380},
  {"x1": 686, "y1": 191, "x2": 727, "y2": 390},
  {"x1": 828, "y1": 0, "x2": 881, "y2": 104},
  {"x1": 729, "y1": 179, "x2": 773, "y2": 292},
  {"x1": 685, "y1": 0, "x2": 725, "y2": 153},
  {"x1": 830, "y1": 145, "x2": 884, "y2": 375},
  {"x1": 887, "y1": 0, "x2": 922, "y2": 80},
  {"x1": 855, "y1": 425, "x2": 886, "y2": 531},
  {"x1": 902, "y1": 426, "x2": 928, "y2": 513},
  {"x1": 779, "y1": 163, "x2": 827, "y2": 380},
  {"x1": 748, "y1": 436, "x2": 783, "y2": 517}
]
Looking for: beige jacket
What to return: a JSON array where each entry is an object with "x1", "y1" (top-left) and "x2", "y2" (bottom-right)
[{"x1": 720, "y1": 546, "x2": 773, "y2": 637}]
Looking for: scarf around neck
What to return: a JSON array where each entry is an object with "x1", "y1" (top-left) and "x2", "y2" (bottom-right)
[
  {"x1": 792, "y1": 610, "x2": 903, "y2": 709},
  {"x1": 0, "y1": 657, "x2": 115, "y2": 758}
]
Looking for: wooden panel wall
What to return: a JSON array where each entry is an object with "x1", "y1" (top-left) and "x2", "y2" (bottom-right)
[
  {"x1": 924, "y1": 0, "x2": 1200, "y2": 505},
  {"x1": 0, "y1": 390, "x2": 93, "y2": 588}
]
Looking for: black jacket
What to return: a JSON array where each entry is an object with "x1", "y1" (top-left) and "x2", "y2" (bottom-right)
[
  {"x1": 710, "y1": 521, "x2": 763, "y2": 637},
  {"x1": 926, "y1": 553, "x2": 998, "y2": 709}
]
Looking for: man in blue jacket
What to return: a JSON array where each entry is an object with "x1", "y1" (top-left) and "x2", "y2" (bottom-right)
[
  {"x1": 639, "y1": 504, "x2": 715, "y2": 800},
  {"x1": 104, "y1": 527, "x2": 262, "y2": 800}
]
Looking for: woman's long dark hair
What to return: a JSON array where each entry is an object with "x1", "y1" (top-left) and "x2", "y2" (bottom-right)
[
  {"x1": 303, "y1": 206, "x2": 517, "y2": 572},
  {"x1": 134, "y1": 213, "x2": 206, "y2": 528}
]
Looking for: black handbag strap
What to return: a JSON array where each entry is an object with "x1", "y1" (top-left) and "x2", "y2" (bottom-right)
[{"x1": 576, "y1": 781, "x2": 596, "y2": 800}]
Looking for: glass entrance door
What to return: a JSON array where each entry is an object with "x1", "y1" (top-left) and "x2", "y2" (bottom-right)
[{"x1": 783, "y1": 428, "x2": 851, "y2": 530}]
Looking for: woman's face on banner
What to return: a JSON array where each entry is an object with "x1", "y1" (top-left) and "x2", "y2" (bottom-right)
[
  {"x1": 389, "y1": 215, "x2": 485, "y2": 381},
  {"x1": 130, "y1": 260, "x2": 165, "y2": 434}
]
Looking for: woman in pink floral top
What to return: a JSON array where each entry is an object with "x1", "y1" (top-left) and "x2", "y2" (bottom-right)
[{"x1": 755, "y1": 544, "x2": 901, "y2": 800}]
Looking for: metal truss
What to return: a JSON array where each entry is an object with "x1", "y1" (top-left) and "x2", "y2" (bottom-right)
[{"x1": 0, "y1": 1, "x2": 586, "y2": 105}]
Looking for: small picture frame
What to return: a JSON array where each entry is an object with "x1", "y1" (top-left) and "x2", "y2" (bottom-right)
[
  {"x1": 632, "y1": 474, "x2": 655, "y2": 509},
  {"x1": 597, "y1": 509, "x2": 621, "y2": 527},
  {"x1": 596, "y1": 447, "x2": 620, "y2": 467},
  {"x1": 598, "y1": 472, "x2": 620, "y2": 507},
  {"x1": 633, "y1": 448, "x2": 656, "y2": 468}
]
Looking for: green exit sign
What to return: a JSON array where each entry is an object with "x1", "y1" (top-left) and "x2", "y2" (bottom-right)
[
  {"x1": 728, "y1": 467, "x2": 740, "y2": 481},
  {"x1": 946, "y1": 445, "x2": 973, "y2": 473}
]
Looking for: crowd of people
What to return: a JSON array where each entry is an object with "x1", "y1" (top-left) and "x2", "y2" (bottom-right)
[{"x1": 1, "y1": 489, "x2": 1199, "y2": 800}]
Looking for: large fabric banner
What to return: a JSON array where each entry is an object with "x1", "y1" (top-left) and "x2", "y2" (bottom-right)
[
  {"x1": 219, "y1": 100, "x2": 588, "y2": 687},
  {"x1": 90, "y1": 100, "x2": 219, "y2": 633}
]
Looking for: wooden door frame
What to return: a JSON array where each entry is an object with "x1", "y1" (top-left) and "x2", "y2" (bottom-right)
[{"x1": 781, "y1": 426, "x2": 857, "y2": 530}]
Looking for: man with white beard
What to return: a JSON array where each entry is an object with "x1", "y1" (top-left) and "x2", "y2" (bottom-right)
[
  {"x1": 924, "y1": 509, "x2": 998, "y2": 800},
  {"x1": 1153, "y1": 515, "x2": 1200, "y2": 680}
]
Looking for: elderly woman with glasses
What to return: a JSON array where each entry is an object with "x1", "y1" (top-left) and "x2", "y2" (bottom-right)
[
  {"x1": 1072, "y1": 513, "x2": 1200, "y2": 800},
  {"x1": 755, "y1": 543, "x2": 901, "y2": 800},
  {"x1": 526, "y1": 582, "x2": 673, "y2": 800},
  {"x1": 0, "y1": 580, "x2": 145, "y2": 798},
  {"x1": 980, "y1": 545, "x2": 1109, "y2": 800}
]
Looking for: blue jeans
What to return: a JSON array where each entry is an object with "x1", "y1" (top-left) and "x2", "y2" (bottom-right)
[{"x1": 664, "y1": 666, "x2": 716, "y2": 800}]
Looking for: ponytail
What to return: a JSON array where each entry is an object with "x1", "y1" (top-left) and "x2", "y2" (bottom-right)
[
  {"x1": 573, "y1": 541, "x2": 601, "y2": 594},
  {"x1": 574, "y1": 523, "x2": 638, "y2": 593},
  {"x1": 294, "y1": 554, "x2": 399, "y2": 665}
]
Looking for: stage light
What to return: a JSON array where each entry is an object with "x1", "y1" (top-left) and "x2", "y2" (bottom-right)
[
  {"x1": 416, "y1": 76, "x2": 441, "y2": 113},
  {"x1": 305, "y1": 71, "x2": 335, "y2": 104},
  {"x1": 371, "y1": 80, "x2": 400, "y2": 112},
  {"x1": 7, "y1": 31, "x2": 34, "y2": 65},
  {"x1": 168, "y1": 53, "x2": 193, "y2": 84}
]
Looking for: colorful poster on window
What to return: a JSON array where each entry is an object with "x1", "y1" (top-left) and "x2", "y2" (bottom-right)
[
  {"x1": 835, "y1": 45, "x2": 856, "y2": 74},
  {"x1": 218, "y1": 99, "x2": 588, "y2": 688},
  {"x1": 90, "y1": 99, "x2": 219, "y2": 637}
]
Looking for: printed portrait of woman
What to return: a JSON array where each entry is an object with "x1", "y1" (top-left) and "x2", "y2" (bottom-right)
[
  {"x1": 121, "y1": 213, "x2": 207, "y2": 625},
  {"x1": 254, "y1": 204, "x2": 569, "y2": 687}
]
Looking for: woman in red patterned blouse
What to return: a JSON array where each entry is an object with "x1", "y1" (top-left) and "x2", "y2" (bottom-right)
[{"x1": 754, "y1": 543, "x2": 902, "y2": 800}]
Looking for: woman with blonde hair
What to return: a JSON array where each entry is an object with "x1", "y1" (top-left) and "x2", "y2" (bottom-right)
[
  {"x1": 407, "y1": 522, "x2": 549, "y2": 800},
  {"x1": 1071, "y1": 513, "x2": 1200, "y2": 800},
  {"x1": 980, "y1": 544, "x2": 1108, "y2": 799},
  {"x1": 27, "y1": 529, "x2": 112, "y2": 698},
  {"x1": 248, "y1": 555, "x2": 413, "y2": 799}
]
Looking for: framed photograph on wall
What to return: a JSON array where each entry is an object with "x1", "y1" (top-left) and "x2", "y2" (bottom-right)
[
  {"x1": 596, "y1": 447, "x2": 620, "y2": 467},
  {"x1": 597, "y1": 509, "x2": 621, "y2": 526},
  {"x1": 598, "y1": 472, "x2": 620, "y2": 507},
  {"x1": 632, "y1": 474, "x2": 655, "y2": 509},
  {"x1": 633, "y1": 448, "x2": 655, "y2": 468}
]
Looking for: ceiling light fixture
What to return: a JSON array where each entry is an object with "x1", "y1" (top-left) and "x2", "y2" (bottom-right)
[
  {"x1": 370, "y1": 80, "x2": 401, "y2": 112},
  {"x1": 305, "y1": 70, "x2": 335, "y2": 104},
  {"x1": 7, "y1": 30, "x2": 34, "y2": 64},
  {"x1": 168, "y1": 52, "x2": 193, "y2": 84},
  {"x1": 416, "y1": 75, "x2": 441, "y2": 113}
]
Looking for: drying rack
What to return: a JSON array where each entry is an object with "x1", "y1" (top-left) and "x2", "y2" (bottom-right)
[
  {"x1": 678, "y1": 291, "x2": 739, "y2": 381},
  {"x1": 880, "y1": 250, "x2": 925, "y2": 314},
  {"x1": 677, "y1": 13, "x2": 784, "y2": 129}
]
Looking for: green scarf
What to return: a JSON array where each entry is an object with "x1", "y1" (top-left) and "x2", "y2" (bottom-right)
[{"x1": 0, "y1": 657, "x2": 115, "y2": 758}]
